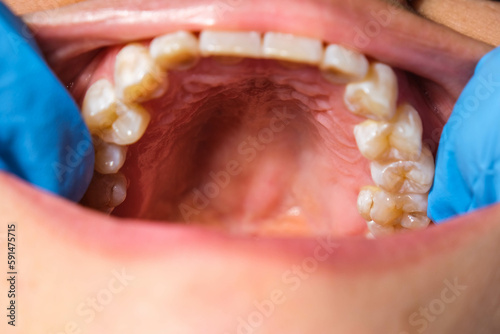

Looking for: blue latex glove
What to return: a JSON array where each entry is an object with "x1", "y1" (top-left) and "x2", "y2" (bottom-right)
[
  {"x1": 0, "y1": 3, "x2": 94, "y2": 201},
  {"x1": 428, "y1": 46, "x2": 500, "y2": 222}
]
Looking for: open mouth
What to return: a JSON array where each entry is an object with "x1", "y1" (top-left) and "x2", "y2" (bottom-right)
[
  {"x1": 5, "y1": 0, "x2": 500, "y2": 332},
  {"x1": 16, "y1": 0, "x2": 496, "y2": 255},
  {"x1": 25, "y1": 0, "x2": 484, "y2": 238}
]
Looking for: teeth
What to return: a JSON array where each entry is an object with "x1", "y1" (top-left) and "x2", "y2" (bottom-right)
[
  {"x1": 344, "y1": 62, "x2": 398, "y2": 121},
  {"x1": 353, "y1": 120, "x2": 392, "y2": 161},
  {"x1": 94, "y1": 140, "x2": 128, "y2": 174},
  {"x1": 370, "y1": 146, "x2": 435, "y2": 194},
  {"x1": 150, "y1": 31, "x2": 200, "y2": 70},
  {"x1": 262, "y1": 32, "x2": 323, "y2": 65},
  {"x1": 358, "y1": 187, "x2": 430, "y2": 229},
  {"x1": 320, "y1": 44, "x2": 369, "y2": 83},
  {"x1": 400, "y1": 213, "x2": 431, "y2": 230},
  {"x1": 366, "y1": 220, "x2": 395, "y2": 237},
  {"x1": 114, "y1": 43, "x2": 166, "y2": 103},
  {"x1": 369, "y1": 189, "x2": 401, "y2": 226},
  {"x1": 100, "y1": 102, "x2": 151, "y2": 145},
  {"x1": 357, "y1": 186, "x2": 378, "y2": 221},
  {"x1": 389, "y1": 104, "x2": 423, "y2": 161},
  {"x1": 354, "y1": 103, "x2": 423, "y2": 161},
  {"x1": 82, "y1": 79, "x2": 118, "y2": 132},
  {"x1": 199, "y1": 31, "x2": 261, "y2": 58},
  {"x1": 81, "y1": 173, "x2": 127, "y2": 213}
]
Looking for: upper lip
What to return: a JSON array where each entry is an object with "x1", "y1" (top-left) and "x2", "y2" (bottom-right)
[
  {"x1": 25, "y1": 0, "x2": 491, "y2": 98},
  {"x1": 15, "y1": 0, "x2": 499, "y2": 261}
]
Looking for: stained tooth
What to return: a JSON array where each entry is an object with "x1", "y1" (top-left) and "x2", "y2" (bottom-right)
[
  {"x1": 400, "y1": 213, "x2": 431, "y2": 230},
  {"x1": 344, "y1": 62, "x2": 398, "y2": 120},
  {"x1": 100, "y1": 102, "x2": 151, "y2": 145},
  {"x1": 94, "y1": 141, "x2": 128, "y2": 174},
  {"x1": 199, "y1": 31, "x2": 261, "y2": 58},
  {"x1": 353, "y1": 120, "x2": 392, "y2": 161},
  {"x1": 353, "y1": 103, "x2": 423, "y2": 161},
  {"x1": 81, "y1": 172, "x2": 127, "y2": 213},
  {"x1": 150, "y1": 31, "x2": 200, "y2": 70},
  {"x1": 114, "y1": 43, "x2": 166, "y2": 103},
  {"x1": 320, "y1": 44, "x2": 369, "y2": 83},
  {"x1": 82, "y1": 79, "x2": 118, "y2": 132},
  {"x1": 366, "y1": 220, "x2": 395, "y2": 237},
  {"x1": 262, "y1": 32, "x2": 323, "y2": 65},
  {"x1": 371, "y1": 146, "x2": 435, "y2": 194},
  {"x1": 369, "y1": 190, "x2": 401, "y2": 226}
]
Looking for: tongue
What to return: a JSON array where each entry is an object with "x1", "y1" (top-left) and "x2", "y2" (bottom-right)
[{"x1": 87, "y1": 56, "x2": 371, "y2": 237}]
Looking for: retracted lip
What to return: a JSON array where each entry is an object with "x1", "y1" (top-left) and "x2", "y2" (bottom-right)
[{"x1": 13, "y1": 0, "x2": 499, "y2": 262}]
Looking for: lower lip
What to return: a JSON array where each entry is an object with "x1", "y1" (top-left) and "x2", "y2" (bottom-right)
[{"x1": 1, "y1": 170, "x2": 495, "y2": 270}]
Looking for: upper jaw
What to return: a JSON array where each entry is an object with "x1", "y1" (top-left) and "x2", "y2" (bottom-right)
[{"x1": 25, "y1": 0, "x2": 492, "y2": 101}]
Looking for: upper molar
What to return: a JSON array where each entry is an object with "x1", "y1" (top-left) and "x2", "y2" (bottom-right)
[
  {"x1": 199, "y1": 31, "x2": 262, "y2": 58},
  {"x1": 150, "y1": 31, "x2": 200, "y2": 70},
  {"x1": 320, "y1": 44, "x2": 369, "y2": 83},
  {"x1": 114, "y1": 43, "x2": 167, "y2": 104},
  {"x1": 344, "y1": 62, "x2": 398, "y2": 121},
  {"x1": 262, "y1": 32, "x2": 323, "y2": 65}
]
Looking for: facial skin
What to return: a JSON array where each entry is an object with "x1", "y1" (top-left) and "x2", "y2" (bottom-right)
[{"x1": 1, "y1": 0, "x2": 500, "y2": 333}]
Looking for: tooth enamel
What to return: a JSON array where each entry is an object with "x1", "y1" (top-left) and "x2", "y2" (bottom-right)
[
  {"x1": 199, "y1": 31, "x2": 262, "y2": 58},
  {"x1": 94, "y1": 141, "x2": 128, "y2": 174},
  {"x1": 357, "y1": 186, "x2": 378, "y2": 221},
  {"x1": 150, "y1": 31, "x2": 200, "y2": 70},
  {"x1": 344, "y1": 62, "x2": 398, "y2": 120},
  {"x1": 389, "y1": 104, "x2": 423, "y2": 161},
  {"x1": 262, "y1": 32, "x2": 323, "y2": 65},
  {"x1": 369, "y1": 189, "x2": 401, "y2": 226},
  {"x1": 353, "y1": 120, "x2": 392, "y2": 161},
  {"x1": 358, "y1": 186, "x2": 431, "y2": 232},
  {"x1": 114, "y1": 43, "x2": 166, "y2": 103},
  {"x1": 370, "y1": 146, "x2": 435, "y2": 194},
  {"x1": 400, "y1": 213, "x2": 431, "y2": 230},
  {"x1": 320, "y1": 44, "x2": 369, "y2": 83},
  {"x1": 82, "y1": 79, "x2": 118, "y2": 132},
  {"x1": 366, "y1": 220, "x2": 395, "y2": 237},
  {"x1": 100, "y1": 102, "x2": 151, "y2": 145},
  {"x1": 353, "y1": 103, "x2": 423, "y2": 161}
]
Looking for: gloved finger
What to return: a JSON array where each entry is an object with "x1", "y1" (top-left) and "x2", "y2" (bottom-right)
[
  {"x1": 428, "y1": 46, "x2": 500, "y2": 222},
  {"x1": 0, "y1": 2, "x2": 94, "y2": 202}
]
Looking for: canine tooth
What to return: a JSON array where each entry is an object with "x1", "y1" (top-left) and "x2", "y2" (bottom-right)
[
  {"x1": 353, "y1": 120, "x2": 392, "y2": 161},
  {"x1": 366, "y1": 220, "x2": 395, "y2": 237},
  {"x1": 94, "y1": 141, "x2": 128, "y2": 174},
  {"x1": 199, "y1": 31, "x2": 261, "y2": 58},
  {"x1": 82, "y1": 79, "x2": 117, "y2": 132},
  {"x1": 115, "y1": 43, "x2": 166, "y2": 103},
  {"x1": 371, "y1": 146, "x2": 435, "y2": 194},
  {"x1": 262, "y1": 32, "x2": 323, "y2": 65},
  {"x1": 344, "y1": 62, "x2": 398, "y2": 120},
  {"x1": 150, "y1": 31, "x2": 200, "y2": 70},
  {"x1": 400, "y1": 213, "x2": 431, "y2": 230},
  {"x1": 321, "y1": 44, "x2": 369, "y2": 83},
  {"x1": 100, "y1": 102, "x2": 151, "y2": 145}
]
